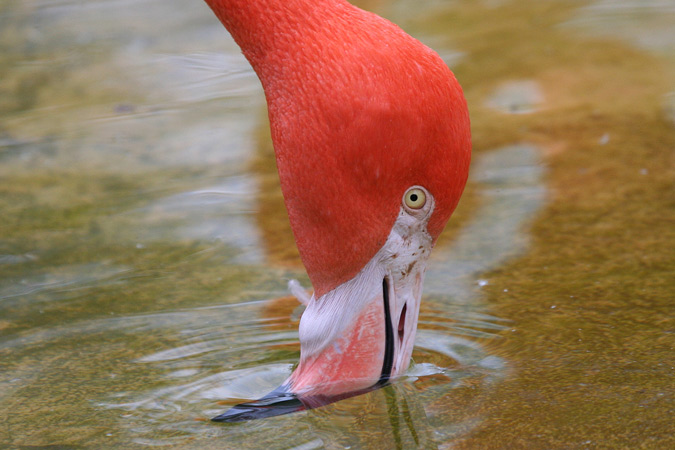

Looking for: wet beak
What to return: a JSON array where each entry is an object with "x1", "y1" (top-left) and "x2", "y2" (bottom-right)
[
  {"x1": 212, "y1": 193, "x2": 435, "y2": 422},
  {"x1": 211, "y1": 265, "x2": 426, "y2": 423},
  {"x1": 287, "y1": 258, "x2": 426, "y2": 398}
]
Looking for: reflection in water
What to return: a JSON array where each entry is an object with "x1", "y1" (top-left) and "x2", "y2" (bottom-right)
[{"x1": 304, "y1": 384, "x2": 437, "y2": 450}]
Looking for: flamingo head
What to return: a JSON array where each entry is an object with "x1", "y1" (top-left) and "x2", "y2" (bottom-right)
[
  {"x1": 268, "y1": 10, "x2": 470, "y2": 399},
  {"x1": 205, "y1": 0, "x2": 471, "y2": 403}
]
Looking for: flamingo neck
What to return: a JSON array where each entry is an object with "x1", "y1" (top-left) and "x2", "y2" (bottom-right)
[
  {"x1": 203, "y1": 0, "x2": 471, "y2": 298},
  {"x1": 204, "y1": 0, "x2": 351, "y2": 76}
]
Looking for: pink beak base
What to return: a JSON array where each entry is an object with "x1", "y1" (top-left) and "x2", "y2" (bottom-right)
[{"x1": 287, "y1": 291, "x2": 387, "y2": 397}]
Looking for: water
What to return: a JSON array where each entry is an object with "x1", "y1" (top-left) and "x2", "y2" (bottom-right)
[{"x1": 1, "y1": 0, "x2": 673, "y2": 448}]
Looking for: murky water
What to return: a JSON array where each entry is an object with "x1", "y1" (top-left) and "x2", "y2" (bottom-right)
[{"x1": 1, "y1": 0, "x2": 673, "y2": 448}]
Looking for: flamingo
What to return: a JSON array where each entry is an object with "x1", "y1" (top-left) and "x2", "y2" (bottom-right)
[{"x1": 204, "y1": 0, "x2": 471, "y2": 421}]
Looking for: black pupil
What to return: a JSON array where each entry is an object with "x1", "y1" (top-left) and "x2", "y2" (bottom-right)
[{"x1": 410, "y1": 194, "x2": 418, "y2": 202}]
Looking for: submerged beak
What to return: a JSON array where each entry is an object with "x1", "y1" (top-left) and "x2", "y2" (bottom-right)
[
  {"x1": 212, "y1": 188, "x2": 435, "y2": 422},
  {"x1": 287, "y1": 262, "x2": 426, "y2": 398},
  {"x1": 287, "y1": 190, "x2": 434, "y2": 399},
  {"x1": 211, "y1": 264, "x2": 427, "y2": 423}
]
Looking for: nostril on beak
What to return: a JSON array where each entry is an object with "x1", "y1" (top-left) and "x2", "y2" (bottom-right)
[{"x1": 398, "y1": 303, "x2": 407, "y2": 343}]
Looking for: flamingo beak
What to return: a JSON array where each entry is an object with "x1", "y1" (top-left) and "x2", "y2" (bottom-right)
[
  {"x1": 211, "y1": 265, "x2": 427, "y2": 422},
  {"x1": 212, "y1": 191, "x2": 435, "y2": 422},
  {"x1": 285, "y1": 190, "x2": 435, "y2": 400},
  {"x1": 287, "y1": 265, "x2": 425, "y2": 399}
]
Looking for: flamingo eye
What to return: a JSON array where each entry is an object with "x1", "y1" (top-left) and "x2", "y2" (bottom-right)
[{"x1": 404, "y1": 187, "x2": 426, "y2": 210}]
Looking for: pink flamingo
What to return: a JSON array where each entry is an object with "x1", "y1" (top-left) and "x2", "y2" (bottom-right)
[{"x1": 203, "y1": 0, "x2": 471, "y2": 421}]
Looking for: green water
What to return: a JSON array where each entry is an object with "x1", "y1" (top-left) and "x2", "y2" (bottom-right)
[{"x1": 1, "y1": 0, "x2": 673, "y2": 448}]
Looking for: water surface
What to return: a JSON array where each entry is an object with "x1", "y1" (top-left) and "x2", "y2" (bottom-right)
[{"x1": 1, "y1": 0, "x2": 673, "y2": 448}]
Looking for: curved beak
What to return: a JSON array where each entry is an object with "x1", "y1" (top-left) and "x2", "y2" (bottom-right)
[
  {"x1": 212, "y1": 200, "x2": 435, "y2": 422},
  {"x1": 211, "y1": 263, "x2": 426, "y2": 422},
  {"x1": 287, "y1": 234, "x2": 429, "y2": 398}
]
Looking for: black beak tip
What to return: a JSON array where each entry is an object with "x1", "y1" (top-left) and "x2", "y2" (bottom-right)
[
  {"x1": 211, "y1": 406, "x2": 260, "y2": 423},
  {"x1": 211, "y1": 384, "x2": 306, "y2": 423}
]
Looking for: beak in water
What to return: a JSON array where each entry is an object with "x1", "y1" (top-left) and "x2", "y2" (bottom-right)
[{"x1": 213, "y1": 187, "x2": 435, "y2": 422}]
